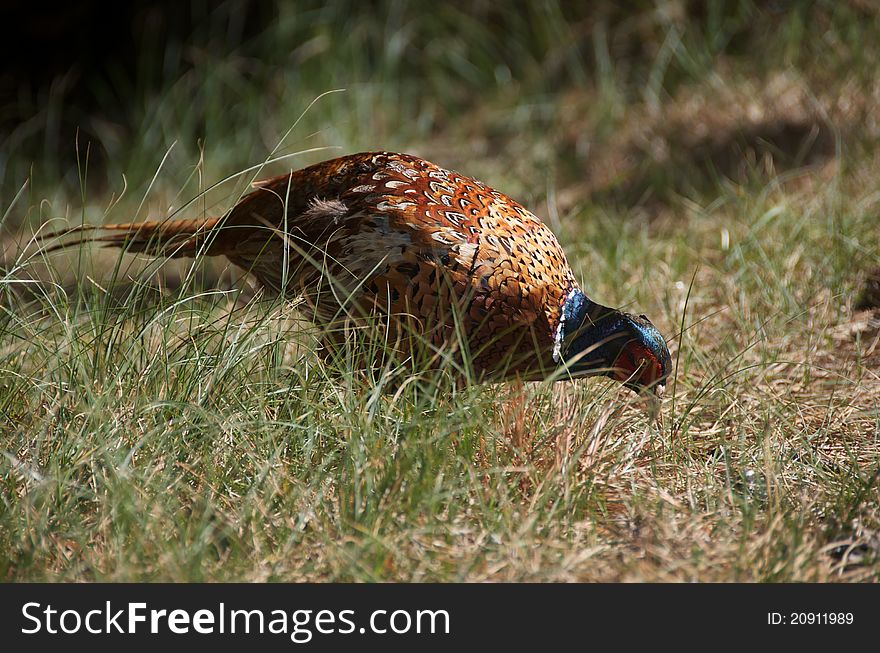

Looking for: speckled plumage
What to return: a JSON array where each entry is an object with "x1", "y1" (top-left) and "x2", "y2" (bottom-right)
[{"x1": 47, "y1": 152, "x2": 671, "y2": 389}]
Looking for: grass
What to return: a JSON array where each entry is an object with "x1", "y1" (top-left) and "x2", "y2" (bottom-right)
[{"x1": 1, "y1": 0, "x2": 879, "y2": 581}]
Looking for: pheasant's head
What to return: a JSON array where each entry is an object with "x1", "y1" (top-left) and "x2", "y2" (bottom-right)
[{"x1": 553, "y1": 290, "x2": 672, "y2": 395}]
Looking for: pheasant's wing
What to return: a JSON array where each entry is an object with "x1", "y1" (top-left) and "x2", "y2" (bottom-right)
[
  {"x1": 210, "y1": 154, "x2": 378, "y2": 302},
  {"x1": 215, "y1": 152, "x2": 578, "y2": 374},
  {"x1": 318, "y1": 153, "x2": 579, "y2": 372}
]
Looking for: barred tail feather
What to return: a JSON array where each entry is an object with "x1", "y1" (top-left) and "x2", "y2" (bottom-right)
[{"x1": 39, "y1": 217, "x2": 224, "y2": 258}]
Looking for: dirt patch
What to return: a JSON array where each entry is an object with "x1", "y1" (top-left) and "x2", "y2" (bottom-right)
[{"x1": 558, "y1": 72, "x2": 872, "y2": 211}]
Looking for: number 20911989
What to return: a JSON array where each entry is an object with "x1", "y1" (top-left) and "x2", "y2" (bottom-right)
[{"x1": 768, "y1": 612, "x2": 853, "y2": 625}]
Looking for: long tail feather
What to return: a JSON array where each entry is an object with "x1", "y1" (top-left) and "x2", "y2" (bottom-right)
[{"x1": 38, "y1": 217, "x2": 223, "y2": 258}]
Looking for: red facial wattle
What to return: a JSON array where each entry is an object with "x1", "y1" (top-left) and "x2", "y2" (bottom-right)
[{"x1": 613, "y1": 342, "x2": 665, "y2": 391}]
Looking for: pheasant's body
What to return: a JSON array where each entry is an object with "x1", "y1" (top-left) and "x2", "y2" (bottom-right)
[{"x1": 50, "y1": 152, "x2": 671, "y2": 390}]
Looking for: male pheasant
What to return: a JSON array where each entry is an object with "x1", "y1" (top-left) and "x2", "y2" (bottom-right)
[{"x1": 46, "y1": 152, "x2": 671, "y2": 393}]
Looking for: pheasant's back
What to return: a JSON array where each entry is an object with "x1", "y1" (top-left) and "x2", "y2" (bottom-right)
[{"x1": 217, "y1": 152, "x2": 580, "y2": 375}]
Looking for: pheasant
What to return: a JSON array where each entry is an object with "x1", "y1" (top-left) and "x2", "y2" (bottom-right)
[{"x1": 44, "y1": 152, "x2": 671, "y2": 393}]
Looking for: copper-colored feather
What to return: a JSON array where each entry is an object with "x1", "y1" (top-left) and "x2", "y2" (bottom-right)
[{"x1": 43, "y1": 152, "x2": 671, "y2": 389}]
